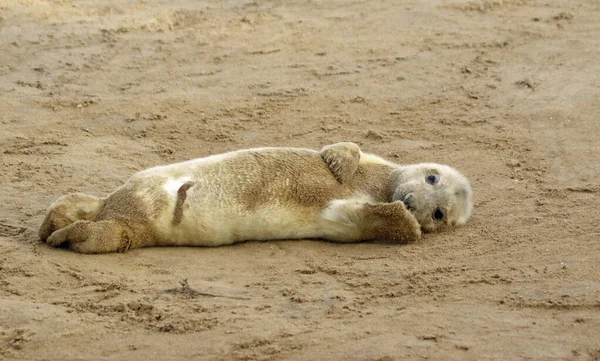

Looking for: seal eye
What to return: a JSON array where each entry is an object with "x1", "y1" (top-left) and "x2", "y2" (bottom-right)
[
  {"x1": 432, "y1": 208, "x2": 444, "y2": 221},
  {"x1": 426, "y1": 174, "x2": 439, "y2": 185}
]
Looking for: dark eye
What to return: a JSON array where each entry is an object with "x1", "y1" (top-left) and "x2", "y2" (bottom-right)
[
  {"x1": 426, "y1": 174, "x2": 439, "y2": 185},
  {"x1": 432, "y1": 208, "x2": 444, "y2": 220}
]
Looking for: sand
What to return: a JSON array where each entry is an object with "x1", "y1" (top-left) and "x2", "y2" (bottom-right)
[{"x1": 1, "y1": 0, "x2": 599, "y2": 359}]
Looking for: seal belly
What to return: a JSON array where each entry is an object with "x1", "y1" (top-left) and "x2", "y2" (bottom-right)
[
  {"x1": 227, "y1": 205, "x2": 321, "y2": 243},
  {"x1": 162, "y1": 202, "x2": 322, "y2": 246}
]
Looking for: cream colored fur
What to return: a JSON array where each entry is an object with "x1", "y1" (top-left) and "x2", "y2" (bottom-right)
[{"x1": 38, "y1": 142, "x2": 472, "y2": 253}]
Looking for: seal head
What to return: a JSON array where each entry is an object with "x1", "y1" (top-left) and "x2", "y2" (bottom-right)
[{"x1": 393, "y1": 163, "x2": 472, "y2": 232}]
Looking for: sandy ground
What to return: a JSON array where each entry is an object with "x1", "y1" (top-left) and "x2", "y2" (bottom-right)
[{"x1": 1, "y1": 0, "x2": 599, "y2": 359}]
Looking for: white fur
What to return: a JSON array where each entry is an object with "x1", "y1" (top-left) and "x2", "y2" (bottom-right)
[
  {"x1": 163, "y1": 177, "x2": 192, "y2": 197},
  {"x1": 319, "y1": 194, "x2": 376, "y2": 242},
  {"x1": 358, "y1": 151, "x2": 395, "y2": 166}
]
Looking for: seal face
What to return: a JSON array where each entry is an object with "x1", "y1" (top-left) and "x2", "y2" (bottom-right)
[
  {"x1": 38, "y1": 143, "x2": 472, "y2": 253},
  {"x1": 392, "y1": 163, "x2": 472, "y2": 232}
]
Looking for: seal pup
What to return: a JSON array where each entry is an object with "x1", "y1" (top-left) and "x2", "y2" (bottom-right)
[{"x1": 39, "y1": 142, "x2": 472, "y2": 253}]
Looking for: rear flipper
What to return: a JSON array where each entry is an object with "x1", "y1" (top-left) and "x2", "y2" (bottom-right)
[
  {"x1": 38, "y1": 193, "x2": 104, "y2": 242},
  {"x1": 46, "y1": 219, "x2": 138, "y2": 253}
]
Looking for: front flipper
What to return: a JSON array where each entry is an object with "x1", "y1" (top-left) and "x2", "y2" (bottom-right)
[
  {"x1": 361, "y1": 201, "x2": 421, "y2": 243},
  {"x1": 319, "y1": 199, "x2": 421, "y2": 244},
  {"x1": 319, "y1": 142, "x2": 361, "y2": 184}
]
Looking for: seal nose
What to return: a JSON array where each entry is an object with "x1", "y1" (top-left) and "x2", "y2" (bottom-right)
[{"x1": 402, "y1": 193, "x2": 414, "y2": 209}]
